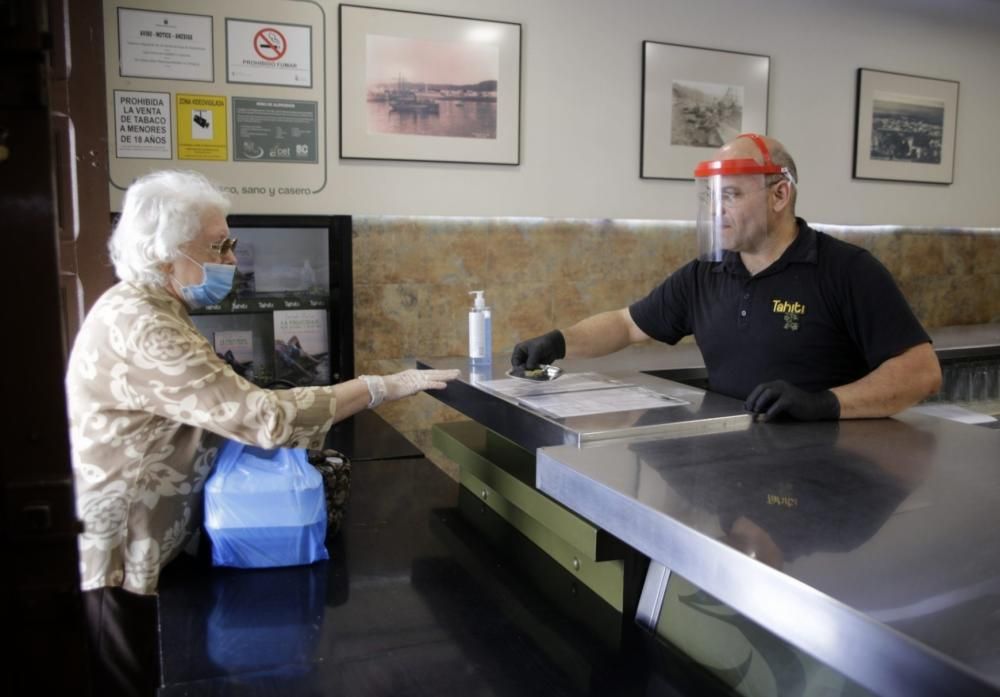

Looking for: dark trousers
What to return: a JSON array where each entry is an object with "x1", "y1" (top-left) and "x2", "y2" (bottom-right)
[{"x1": 82, "y1": 586, "x2": 160, "y2": 697}]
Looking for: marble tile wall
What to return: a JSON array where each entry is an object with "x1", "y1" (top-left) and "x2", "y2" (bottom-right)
[{"x1": 351, "y1": 217, "x2": 1000, "y2": 478}]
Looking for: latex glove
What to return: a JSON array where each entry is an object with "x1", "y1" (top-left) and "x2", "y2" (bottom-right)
[
  {"x1": 511, "y1": 330, "x2": 566, "y2": 370},
  {"x1": 744, "y1": 380, "x2": 840, "y2": 422},
  {"x1": 361, "y1": 369, "x2": 460, "y2": 408}
]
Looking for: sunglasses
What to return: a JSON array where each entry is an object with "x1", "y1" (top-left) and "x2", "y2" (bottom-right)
[{"x1": 208, "y1": 237, "x2": 238, "y2": 255}]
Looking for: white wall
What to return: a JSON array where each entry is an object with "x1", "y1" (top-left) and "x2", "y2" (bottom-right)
[{"x1": 107, "y1": 0, "x2": 1000, "y2": 227}]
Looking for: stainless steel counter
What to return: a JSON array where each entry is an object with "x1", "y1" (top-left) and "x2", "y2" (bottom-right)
[
  {"x1": 418, "y1": 323, "x2": 1000, "y2": 696},
  {"x1": 417, "y1": 355, "x2": 750, "y2": 452},
  {"x1": 536, "y1": 413, "x2": 1000, "y2": 696},
  {"x1": 931, "y1": 323, "x2": 1000, "y2": 360}
]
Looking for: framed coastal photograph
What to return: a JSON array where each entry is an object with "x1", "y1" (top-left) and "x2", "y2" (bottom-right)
[
  {"x1": 853, "y1": 68, "x2": 959, "y2": 184},
  {"x1": 641, "y1": 41, "x2": 769, "y2": 180},
  {"x1": 338, "y1": 4, "x2": 521, "y2": 165}
]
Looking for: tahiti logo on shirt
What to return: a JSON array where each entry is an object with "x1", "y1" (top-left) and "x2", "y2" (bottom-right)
[
  {"x1": 772, "y1": 298, "x2": 806, "y2": 331},
  {"x1": 766, "y1": 493, "x2": 799, "y2": 508}
]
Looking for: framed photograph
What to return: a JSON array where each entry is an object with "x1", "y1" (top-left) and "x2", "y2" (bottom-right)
[
  {"x1": 641, "y1": 41, "x2": 769, "y2": 180},
  {"x1": 338, "y1": 4, "x2": 521, "y2": 165},
  {"x1": 853, "y1": 68, "x2": 959, "y2": 184}
]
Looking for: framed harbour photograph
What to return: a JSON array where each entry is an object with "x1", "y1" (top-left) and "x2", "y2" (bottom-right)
[
  {"x1": 338, "y1": 4, "x2": 521, "y2": 165},
  {"x1": 853, "y1": 68, "x2": 959, "y2": 184},
  {"x1": 641, "y1": 41, "x2": 769, "y2": 180}
]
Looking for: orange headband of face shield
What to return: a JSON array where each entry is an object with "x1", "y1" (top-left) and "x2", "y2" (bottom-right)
[{"x1": 693, "y1": 133, "x2": 786, "y2": 178}]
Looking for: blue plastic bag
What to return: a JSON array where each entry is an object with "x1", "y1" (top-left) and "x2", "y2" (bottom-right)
[{"x1": 204, "y1": 441, "x2": 329, "y2": 568}]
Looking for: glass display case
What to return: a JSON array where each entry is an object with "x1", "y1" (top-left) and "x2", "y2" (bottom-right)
[{"x1": 189, "y1": 215, "x2": 353, "y2": 387}]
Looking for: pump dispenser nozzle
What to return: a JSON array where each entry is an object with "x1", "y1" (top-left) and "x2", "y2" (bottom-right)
[{"x1": 470, "y1": 290, "x2": 486, "y2": 310}]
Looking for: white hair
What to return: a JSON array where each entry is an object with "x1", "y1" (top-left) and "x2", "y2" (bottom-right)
[{"x1": 109, "y1": 170, "x2": 231, "y2": 285}]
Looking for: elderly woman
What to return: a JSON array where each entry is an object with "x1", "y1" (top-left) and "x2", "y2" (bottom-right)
[{"x1": 66, "y1": 170, "x2": 458, "y2": 695}]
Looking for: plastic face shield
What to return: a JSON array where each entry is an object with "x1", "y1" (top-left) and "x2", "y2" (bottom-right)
[
  {"x1": 694, "y1": 173, "x2": 771, "y2": 262},
  {"x1": 693, "y1": 133, "x2": 788, "y2": 262}
]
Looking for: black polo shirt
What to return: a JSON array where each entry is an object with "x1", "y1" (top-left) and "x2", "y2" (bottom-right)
[{"x1": 629, "y1": 218, "x2": 931, "y2": 400}]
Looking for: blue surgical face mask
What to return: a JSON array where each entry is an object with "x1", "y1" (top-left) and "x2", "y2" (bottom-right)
[{"x1": 174, "y1": 253, "x2": 236, "y2": 308}]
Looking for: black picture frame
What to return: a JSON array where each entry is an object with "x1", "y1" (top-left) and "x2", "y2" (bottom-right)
[
  {"x1": 338, "y1": 3, "x2": 521, "y2": 165},
  {"x1": 852, "y1": 68, "x2": 959, "y2": 185},
  {"x1": 641, "y1": 40, "x2": 770, "y2": 180}
]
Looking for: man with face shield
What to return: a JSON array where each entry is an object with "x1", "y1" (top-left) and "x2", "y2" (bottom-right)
[
  {"x1": 694, "y1": 132, "x2": 794, "y2": 265},
  {"x1": 512, "y1": 133, "x2": 941, "y2": 421}
]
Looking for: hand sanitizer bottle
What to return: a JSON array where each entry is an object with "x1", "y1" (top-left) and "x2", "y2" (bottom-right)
[{"x1": 468, "y1": 290, "x2": 492, "y2": 366}]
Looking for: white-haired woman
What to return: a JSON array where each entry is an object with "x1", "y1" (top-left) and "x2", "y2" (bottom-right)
[{"x1": 65, "y1": 170, "x2": 458, "y2": 695}]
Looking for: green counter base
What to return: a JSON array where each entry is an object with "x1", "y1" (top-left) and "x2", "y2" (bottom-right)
[{"x1": 433, "y1": 420, "x2": 648, "y2": 649}]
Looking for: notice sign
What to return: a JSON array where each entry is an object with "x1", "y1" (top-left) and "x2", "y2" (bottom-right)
[
  {"x1": 233, "y1": 98, "x2": 318, "y2": 163},
  {"x1": 117, "y1": 8, "x2": 213, "y2": 82},
  {"x1": 176, "y1": 94, "x2": 227, "y2": 161},
  {"x1": 114, "y1": 90, "x2": 171, "y2": 159},
  {"x1": 226, "y1": 19, "x2": 312, "y2": 87}
]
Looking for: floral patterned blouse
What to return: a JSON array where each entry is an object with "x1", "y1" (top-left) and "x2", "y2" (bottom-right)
[{"x1": 66, "y1": 282, "x2": 337, "y2": 595}]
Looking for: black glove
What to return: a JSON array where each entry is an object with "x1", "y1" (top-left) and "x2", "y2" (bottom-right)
[
  {"x1": 744, "y1": 380, "x2": 840, "y2": 422},
  {"x1": 511, "y1": 330, "x2": 566, "y2": 370}
]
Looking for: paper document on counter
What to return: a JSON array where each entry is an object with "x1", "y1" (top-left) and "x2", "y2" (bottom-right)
[
  {"x1": 477, "y1": 372, "x2": 629, "y2": 399},
  {"x1": 518, "y1": 385, "x2": 688, "y2": 418},
  {"x1": 909, "y1": 403, "x2": 997, "y2": 424}
]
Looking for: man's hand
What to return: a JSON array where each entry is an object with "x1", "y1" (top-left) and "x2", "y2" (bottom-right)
[
  {"x1": 511, "y1": 330, "x2": 566, "y2": 370},
  {"x1": 745, "y1": 380, "x2": 841, "y2": 422}
]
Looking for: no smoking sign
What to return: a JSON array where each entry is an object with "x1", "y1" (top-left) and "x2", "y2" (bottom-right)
[
  {"x1": 227, "y1": 19, "x2": 312, "y2": 87},
  {"x1": 254, "y1": 27, "x2": 287, "y2": 61}
]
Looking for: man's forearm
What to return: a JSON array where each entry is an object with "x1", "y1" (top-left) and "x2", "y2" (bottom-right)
[
  {"x1": 831, "y1": 343, "x2": 942, "y2": 418},
  {"x1": 562, "y1": 309, "x2": 644, "y2": 358}
]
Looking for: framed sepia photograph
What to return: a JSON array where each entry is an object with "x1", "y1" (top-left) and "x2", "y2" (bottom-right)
[
  {"x1": 641, "y1": 41, "x2": 769, "y2": 180},
  {"x1": 853, "y1": 68, "x2": 959, "y2": 184},
  {"x1": 338, "y1": 4, "x2": 521, "y2": 165}
]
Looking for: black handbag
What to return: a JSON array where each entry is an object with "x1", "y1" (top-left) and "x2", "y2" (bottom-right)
[{"x1": 306, "y1": 448, "x2": 352, "y2": 540}]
